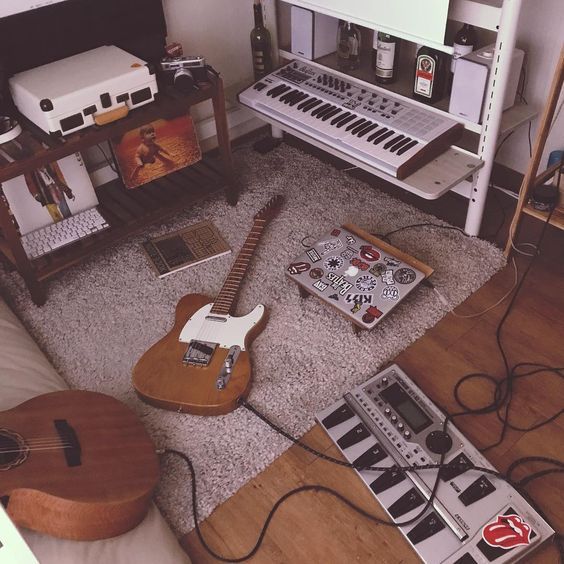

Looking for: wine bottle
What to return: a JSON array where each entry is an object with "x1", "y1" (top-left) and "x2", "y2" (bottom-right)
[
  {"x1": 413, "y1": 46, "x2": 447, "y2": 104},
  {"x1": 250, "y1": 1, "x2": 273, "y2": 80},
  {"x1": 337, "y1": 21, "x2": 361, "y2": 71},
  {"x1": 375, "y1": 32, "x2": 400, "y2": 84}
]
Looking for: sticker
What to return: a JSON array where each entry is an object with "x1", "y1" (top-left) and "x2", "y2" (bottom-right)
[
  {"x1": 360, "y1": 245, "x2": 381, "y2": 262},
  {"x1": 355, "y1": 275, "x2": 378, "y2": 292},
  {"x1": 351, "y1": 257, "x2": 370, "y2": 271},
  {"x1": 313, "y1": 280, "x2": 328, "y2": 292},
  {"x1": 346, "y1": 234, "x2": 356, "y2": 245},
  {"x1": 382, "y1": 269, "x2": 395, "y2": 285},
  {"x1": 345, "y1": 294, "x2": 373, "y2": 305},
  {"x1": 324, "y1": 256, "x2": 344, "y2": 271},
  {"x1": 362, "y1": 306, "x2": 383, "y2": 324},
  {"x1": 394, "y1": 267, "x2": 416, "y2": 284},
  {"x1": 331, "y1": 228, "x2": 341, "y2": 237},
  {"x1": 328, "y1": 293, "x2": 339, "y2": 301},
  {"x1": 306, "y1": 248, "x2": 322, "y2": 263},
  {"x1": 340, "y1": 247, "x2": 358, "y2": 260},
  {"x1": 369, "y1": 263, "x2": 387, "y2": 277},
  {"x1": 344, "y1": 266, "x2": 359, "y2": 277},
  {"x1": 287, "y1": 262, "x2": 310, "y2": 275},
  {"x1": 382, "y1": 286, "x2": 399, "y2": 300},
  {"x1": 320, "y1": 239, "x2": 343, "y2": 255},
  {"x1": 351, "y1": 303, "x2": 362, "y2": 314},
  {"x1": 482, "y1": 514, "x2": 532, "y2": 550},
  {"x1": 384, "y1": 256, "x2": 400, "y2": 267},
  {"x1": 309, "y1": 268, "x2": 324, "y2": 279},
  {"x1": 326, "y1": 272, "x2": 353, "y2": 295}
]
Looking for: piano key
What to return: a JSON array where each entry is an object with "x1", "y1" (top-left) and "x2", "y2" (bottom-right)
[
  {"x1": 352, "y1": 443, "x2": 387, "y2": 469},
  {"x1": 346, "y1": 118, "x2": 366, "y2": 132},
  {"x1": 351, "y1": 120, "x2": 371, "y2": 135},
  {"x1": 357, "y1": 123, "x2": 378, "y2": 138},
  {"x1": 336, "y1": 422, "x2": 371, "y2": 449},
  {"x1": 373, "y1": 130, "x2": 395, "y2": 145},
  {"x1": 297, "y1": 96, "x2": 315, "y2": 110},
  {"x1": 406, "y1": 512, "x2": 446, "y2": 544},
  {"x1": 335, "y1": 114, "x2": 356, "y2": 128},
  {"x1": 390, "y1": 137, "x2": 412, "y2": 152},
  {"x1": 331, "y1": 111, "x2": 351, "y2": 125},
  {"x1": 367, "y1": 127, "x2": 388, "y2": 142},
  {"x1": 321, "y1": 108, "x2": 342, "y2": 121},
  {"x1": 396, "y1": 139, "x2": 419, "y2": 155},
  {"x1": 301, "y1": 99, "x2": 322, "y2": 112},
  {"x1": 321, "y1": 404, "x2": 355, "y2": 429},
  {"x1": 384, "y1": 134, "x2": 405, "y2": 150},
  {"x1": 458, "y1": 475, "x2": 496, "y2": 506},
  {"x1": 387, "y1": 487, "x2": 425, "y2": 518},
  {"x1": 266, "y1": 84, "x2": 287, "y2": 97},
  {"x1": 288, "y1": 92, "x2": 308, "y2": 106},
  {"x1": 311, "y1": 103, "x2": 332, "y2": 117},
  {"x1": 369, "y1": 465, "x2": 406, "y2": 494},
  {"x1": 316, "y1": 105, "x2": 337, "y2": 118}
]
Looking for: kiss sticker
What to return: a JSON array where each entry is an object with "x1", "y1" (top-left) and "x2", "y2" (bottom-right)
[
  {"x1": 482, "y1": 514, "x2": 532, "y2": 550},
  {"x1": 324, "y1": 256, "x2": 344, "y2": 271},
  {"x1": 331, "y1": 228, "x2": 341, "y2": 237},
  {"x1": 309, "y1": 268, "x2": 324, "y2": 279},
  {"x1": 360, "y1": 245, "x2": 381, "y2": 262},
  {"x1": 306, "y1": 248, "x2": 321, "y2": 263},
  {"x1": 345, "y1": 294, "x2": 373, "y2": 304},
  {"x1": 287, "y1": 262, "x2": 310, "y2": 275},
  {"x1": 313, "y1": 280, "x2": 328, "y2": 292}
]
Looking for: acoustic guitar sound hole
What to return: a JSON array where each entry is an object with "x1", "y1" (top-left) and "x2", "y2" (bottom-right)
[{"x1": 0, "y1": 429, "x2": 29, "y2": 470}]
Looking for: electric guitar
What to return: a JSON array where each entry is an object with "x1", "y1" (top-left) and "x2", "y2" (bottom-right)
[
  {"x1": 0, "y1": 390, "x2": 159, "y2": 541},
  {"x1": 132, "y1": 195, "x2": 283, "y2": 416}
]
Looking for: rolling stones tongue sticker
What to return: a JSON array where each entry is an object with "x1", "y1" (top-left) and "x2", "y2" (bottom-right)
[{"x1": 482, "y1": 514, "x2": 532, "y2": 550}]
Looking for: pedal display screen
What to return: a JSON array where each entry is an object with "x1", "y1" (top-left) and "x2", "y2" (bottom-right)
[{"x1": 380, "y1": 383, "x2": 432, "y2": 434}]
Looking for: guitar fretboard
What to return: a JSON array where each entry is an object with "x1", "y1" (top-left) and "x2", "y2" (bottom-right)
[{"x1": 210, "y1": 219, "x2": 266, "y2": 315}]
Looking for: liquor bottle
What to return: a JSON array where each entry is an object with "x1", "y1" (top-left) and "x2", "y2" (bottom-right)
[
  {"x1": 450, "y1": 23, "x2": 477, "y2": 89},
  {"x1": 371, "y1": 30, "x2": 378, "y2": 70},
  {"x1": 250, "y1": 1, "x2": 272, "y2": 80},
  {"x1": 375, "y1": 32, "x2": 400, "y2": 84},
  {"x1": 337, "y1": 21, "x2": 361, "y2": 71},
  {"x1": 413, "y1": 45, "x2": 447, "y2": 104}
]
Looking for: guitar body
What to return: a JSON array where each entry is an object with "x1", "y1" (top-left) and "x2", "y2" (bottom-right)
[
  {"x1": 132, "y1": 293, "x2": 268, "y2": 415},
  {"x1": 0, "y1": 390, "x2": 159, "y2": 540}
]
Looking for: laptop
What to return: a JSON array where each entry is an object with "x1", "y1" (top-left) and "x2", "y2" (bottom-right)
[{"x1": 0, "y1": 505, "x2": 39, "y2": 564}]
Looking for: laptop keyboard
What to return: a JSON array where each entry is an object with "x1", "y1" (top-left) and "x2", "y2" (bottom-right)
[{"x1": 21, "y1": 207, "x2": 109, "y2": 259}]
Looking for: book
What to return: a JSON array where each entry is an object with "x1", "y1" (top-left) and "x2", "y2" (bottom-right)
[
  {"x1": 110, "y1": 113, "x2": 202, "y2": 189},
  {"x1": 142, "y1": 220, "x2": 231, "y2": 278}
]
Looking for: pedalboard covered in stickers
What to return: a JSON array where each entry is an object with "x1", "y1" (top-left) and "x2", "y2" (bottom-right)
[{"x1": 286, "y1": 224, "x2": 433, "y2": 329}]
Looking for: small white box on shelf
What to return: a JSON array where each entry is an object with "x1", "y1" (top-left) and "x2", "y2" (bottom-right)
[{"x1": 290, "y1": 6, "x2": 339, "y2": 60}]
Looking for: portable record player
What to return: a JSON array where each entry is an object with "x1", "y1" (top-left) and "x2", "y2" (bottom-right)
[{"x1": 9, "y1": 45, "x2": 158, "y2": 136}]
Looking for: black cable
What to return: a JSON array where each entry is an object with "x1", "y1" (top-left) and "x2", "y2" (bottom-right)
[{"x1": 96, "y1": 143, "x2": 118, "y2": 173}]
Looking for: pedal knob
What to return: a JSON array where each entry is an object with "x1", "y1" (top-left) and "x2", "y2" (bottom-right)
[{"x1": 425, "y1": 430, "x2": 453, "y2": 455}]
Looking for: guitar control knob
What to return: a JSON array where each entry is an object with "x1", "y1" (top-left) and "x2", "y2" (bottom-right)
[{"x1": 384, "y1": 408, "x2": 392, "y2": 416}]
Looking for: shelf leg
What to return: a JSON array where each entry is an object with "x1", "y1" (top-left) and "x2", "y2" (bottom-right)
[
  {"x1": 211, "y1": 76, "x2": 240, "y2": 206},
  {"x1": 270, "y1": 125, "x2": 284, "y2": 139}
]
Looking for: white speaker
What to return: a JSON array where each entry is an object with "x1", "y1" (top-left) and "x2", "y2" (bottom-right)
[
  {"x1": 290, "y1": 6, "x2": 338, "y2": 60},
  {"x1": 449, "y1": 44, "x2": 525, "y2": 124}
]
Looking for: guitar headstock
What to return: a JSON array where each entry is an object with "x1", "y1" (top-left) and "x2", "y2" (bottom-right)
[{"x1": 254, "y1": 194, "x2": 284, "y2": 223}]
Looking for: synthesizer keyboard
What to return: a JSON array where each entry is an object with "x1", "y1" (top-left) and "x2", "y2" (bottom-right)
[
  {"x1": 238, "y1": 60, "x2": 464, "y2": 180},
  {"x1": 317, "y1": 364, "x2": 555, "y2": 563}
]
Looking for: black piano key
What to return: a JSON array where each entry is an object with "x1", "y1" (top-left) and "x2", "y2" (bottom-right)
[
  {"x1": 331, "y1": 111, "x2": 351, "y2": 125},
  {"x1": 396, "y1": 139, "x2": 419, "y2": 155},
  {"x1": 321, "y1": 404, "x2": 355, "y2": 429},
  {"x1": 346, "y1": 118, "x2": 366, "y2": 132},
  {"x1": 373, "y1": 130, "x2": 394, "y2": 145},
  {"x1": 316, "y1": 105, "x2": 337, "y2": 119},
  {"x1": 390, "y1": 137, "x2": 412, "y2": 152},
  {"x1": 351, "y1": 120, "x2": 372, "y2": 135},
  {"x1": 384, "y1": 134, "x2": 405, "y2": 150},
  {"x1": 406, "y1": 511, "x2": 446, "y2": 544},
  {"x1": 321, "y1": 108, "x2": 342, "y2": 121},
  {"x1": 336, "y1": 114, "x2": 356, "y2": 128},
  {"x1": 336, "y1": 422, "x2": 371, "y2": 450},
  {"x1": 266, "y1": 84, "x2": 286, "y2": 97},
  {"x1": 458, "y1": 475, "x2": 496, "y2": 506},
  {"x1": 369, "y1": 466, "x2": 405, "y2": 494},
  {"x1": 357, "y1": 123, "x2": 378, "y2": 138},
  {"x1": 297, "y1": 96, "x2": 315, "y2": 110},
  {"x1": 278, "y1": 89, "x2": 296, "y2": 103},
  {"x1": 288, "y1": 92, "x2": 308, "y2": 106},
  {"x1": 352, "y1": 443, "x2": 387, "y2": 469},
  {"x1": 367, "y1": 127, "x2": 388, "y2": 142},
  {"x1": 440, "y1": 453, "x2": 473, "y2": 482},
  {"x1": 302, "y1": 99, "x2": 322, "y2": 112},
  {"x1": 311, "y1": 103, "x2": 332, "y2": 117},
  {"x1": 388, "y1": 487, "x2": 425, "y2": 518}
]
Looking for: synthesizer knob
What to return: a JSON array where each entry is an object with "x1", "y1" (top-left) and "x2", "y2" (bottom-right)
[
  {"x1": 403, "y1": 431, "x2": 411, "y2": 439},
  {"x1": 384, "y1": 408, "x2": 392, "y2": 416},
  {"x1": 425, "y1": 430, "x2": 453, "y2": 455},
  {"x1": 391, "y1": 415, "x2": 398, "y2": 423},
  {"x1": 398, "y1": 422, "x2": 404, "y2": 430},
  {"x1": 382, "y1": 377, "x2": 388, "y2": 385}
]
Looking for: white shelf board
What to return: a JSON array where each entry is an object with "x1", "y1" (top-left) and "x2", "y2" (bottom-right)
[
  {"x1": 240, "y1": 107, "x2": 483, "y2": 200},
  {"x1": 448, "y1": 0, "x2": 502, "y2": 31}
]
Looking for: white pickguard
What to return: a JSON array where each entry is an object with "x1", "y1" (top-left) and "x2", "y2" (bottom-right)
[{"x1": 178, "y1": 303, "x2": 265, "y2": 351}]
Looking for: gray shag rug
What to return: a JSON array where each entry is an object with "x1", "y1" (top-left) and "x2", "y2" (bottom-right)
[{"x1": 1, "y1": 143, "x2": 506, "y2": 536}]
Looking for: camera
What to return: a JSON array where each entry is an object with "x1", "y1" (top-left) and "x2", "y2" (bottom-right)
[{"x1": 159, "y1": 55, "x2": 207, "y2": 93}]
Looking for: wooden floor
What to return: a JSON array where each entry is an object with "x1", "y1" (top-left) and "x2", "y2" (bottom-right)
[{"x1": 182, "y1": 137, "x2": 564, "y2": 563}]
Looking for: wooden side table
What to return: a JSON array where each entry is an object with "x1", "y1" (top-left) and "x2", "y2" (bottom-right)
[{"x1": 0, "y1": 73, "x2": 239, "y2": 305}]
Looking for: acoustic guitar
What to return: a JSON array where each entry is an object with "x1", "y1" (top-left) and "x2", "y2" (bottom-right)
[
  {"x1": 0, "y1": 390, "x2": 159, "y2": 541},
  {"x1": 132, "y1": 195, "x2": 283, "y2": 416}
]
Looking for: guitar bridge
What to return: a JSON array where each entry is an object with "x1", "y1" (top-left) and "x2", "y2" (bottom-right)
[{"x1": 183, "y1": 340, "x2": 218, "y2": 366}]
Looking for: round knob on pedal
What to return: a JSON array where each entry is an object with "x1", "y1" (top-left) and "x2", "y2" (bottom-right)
[{"x1": 425, "y1": 430, "x2": 453, "y2": 455}]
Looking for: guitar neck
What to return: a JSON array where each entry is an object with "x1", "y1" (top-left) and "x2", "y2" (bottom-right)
[{"x1": 210, "y1": 219, "x2": 267, "y2": 315}]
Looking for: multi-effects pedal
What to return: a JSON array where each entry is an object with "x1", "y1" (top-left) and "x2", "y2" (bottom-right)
[
  {"x1": 238, "y1": 60, "x2": 463, "y2": 180},
  {"x1": 316, "y1": 364, "x2": 554, "y2": 563}
]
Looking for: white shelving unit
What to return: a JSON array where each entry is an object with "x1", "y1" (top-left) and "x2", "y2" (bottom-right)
[{"x1": 265, "y1": 0, "x2": 536, "y2": 236}]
